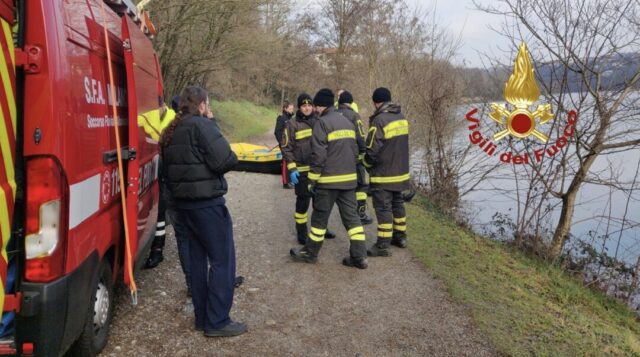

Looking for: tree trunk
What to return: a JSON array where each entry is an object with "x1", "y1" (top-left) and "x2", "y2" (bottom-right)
[
  {"x1": 548, "y1": 190, "x2": 578, "y2": 259},
  {"x1": 548, "y1": 149, "x2": 600, "y2": 260}
]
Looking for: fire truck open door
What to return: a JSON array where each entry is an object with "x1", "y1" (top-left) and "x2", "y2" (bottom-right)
[{"x1": 121, "y1": 14, "x2": 160, "y2": 292}]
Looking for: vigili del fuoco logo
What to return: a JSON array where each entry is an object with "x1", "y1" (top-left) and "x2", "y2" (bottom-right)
[{"x1": 465, "y1": 43, "x2": 578, "y2": 164}]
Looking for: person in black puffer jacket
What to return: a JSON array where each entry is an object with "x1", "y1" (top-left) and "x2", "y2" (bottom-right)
[
  {"x1": 160, "y1": 86, "x2": 247, "y2": 338},
  {"x1": 274, "y1": 101, "x2": 295, "y2": 188}
]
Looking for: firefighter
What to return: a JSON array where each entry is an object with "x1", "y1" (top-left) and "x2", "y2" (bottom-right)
[
  {"x1": 364, "y1": 87, "x2": 411, "y2": 257},
  {"x1": 282, "y1": 93, "x2": 337, "y2": 244},
  {"x1": 274, "y1": 100, "x2": 295, "y2": 189},
  {"x1": 336, "y1": 88, "x2": 359, "y2": 113},
  {"x1": 144, "y1": 98, "x2": 177, "y2": 269},
  {"x1": 290, "y1": 88, "x2": 368, "y2": 269},
  {"x1": 336, "y1": 90, "x2": 373, "y2": 225}
]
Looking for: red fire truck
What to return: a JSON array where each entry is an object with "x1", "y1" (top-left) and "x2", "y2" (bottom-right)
[{"x1": 0, "y1": 0, "x2": 163, "y2": 355}]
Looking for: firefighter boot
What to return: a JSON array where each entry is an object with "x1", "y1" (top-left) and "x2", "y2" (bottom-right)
[
  {"x1": 342, "y1": 256, "x2": 368, "y2": 269},
  {"x1": 325, "y1": 229, "x2": 336, "y2": 239},
  {"x1": 290, "y1": 240, "x2": 323, "y2": 264},
  {"x1": 367, "y1": 239, "x2": 391, "y2": 257},
  {"x1": 296, "y1": 223, "x2": 308, "y2": 245},
  {"x1": 343, "y1": 240, "x2": 368, "y2": 269},
  {"x1": 357, "y1": 200, "x2": 373, "y2": 225},
  {"x1": 144, "y1": 249, "x2": 164, "y2": 269},
  {"x1": 391, "y1": 231, "x2": 407, "y2": 248}
]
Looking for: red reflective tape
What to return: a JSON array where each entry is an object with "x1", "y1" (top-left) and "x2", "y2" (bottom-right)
[
  {"x1": 0, "y1": 242, "x2": 7, "y2": 290},
  {"x1": 0, "y1": 256, "x2": 6, "y2": 287},
  {"x1": 0, "y1": 24, "x2": 16, "y2": 166},
  {"x1": 0, "y1": 25, "x2": 15, "y2": 96},
  {"x1": 0, "y1": 161, "x2": 14, "y2": 218},
  {"x1": 0, "y1": 345, "x2": 17, "y2": 355},
  {"x1": 0, "y1": 1, "x2": 12, "y2": 25},
  {"x1": 0, "y1": 86, "x2": 15, "y2": 165},
  {"x1": 3, "y1": 292, "x2": 20, "y2": 312}
]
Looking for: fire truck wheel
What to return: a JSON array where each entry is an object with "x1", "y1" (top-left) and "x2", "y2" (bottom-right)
[{"x1": 69, "y1": 260, "x2": 114, "y2": 356}]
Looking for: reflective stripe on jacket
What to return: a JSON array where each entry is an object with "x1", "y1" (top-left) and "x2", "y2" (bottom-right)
[
  {"x1": 280, "y1": 112, "x2": 317, "y2": 174},
  {"x1": 364, "y1": 102, "x2": 410, "y2": 191},
  {"x1": 337, "y1": 104, "x2": 366, "y2": 157},
  {"x1": 309, "y1": 107, "x2": 358, "y2": 190}
]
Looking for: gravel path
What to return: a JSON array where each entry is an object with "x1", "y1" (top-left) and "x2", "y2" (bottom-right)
[{"x1": 101, "y1": 135, "x2": 495, "y2": 356}]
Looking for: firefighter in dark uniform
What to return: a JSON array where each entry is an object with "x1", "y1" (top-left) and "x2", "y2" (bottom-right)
[
  {"x1": 290, "y1": 89, "x2": 368, "y2": 269},
  {"x1": 144, "y1": 97, "x2": 177, "y2": 268},
  {"x1": 336, "y1": 90, "x2": 373, "y2": 225},
  {"x1": 282, "y1": 93, "x2": 336, "y2": 244},
  {"x1": 364, "y1": 87, "x2": 410, "y2": 257}
]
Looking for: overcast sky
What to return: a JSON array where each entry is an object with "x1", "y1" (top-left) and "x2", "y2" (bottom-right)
[
  {"x1": 297, "y1": 0, "x2": 512, "y2": 68},
  {"x1": 405, "y1": 0, "x2": 508, "y2": 68}
]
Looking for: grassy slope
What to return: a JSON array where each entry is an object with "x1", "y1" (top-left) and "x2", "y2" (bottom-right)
[
  {"x1": 407, "y1": 195, "x2": 640, "y2": 357},
  {"x1": 212, "y1": 100, "x2": 278, "y2": 142}
]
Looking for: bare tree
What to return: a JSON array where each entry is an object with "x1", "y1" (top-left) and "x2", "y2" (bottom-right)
[
  {"x1": 475, "y1": 0, "x2": 640, "y2": 260},
  {"x1": 142, "y1": 0, "x2": 324, "y2": 104},
  {"x1": 310, "y1": 0, "x2": 377, "y2": 86}
]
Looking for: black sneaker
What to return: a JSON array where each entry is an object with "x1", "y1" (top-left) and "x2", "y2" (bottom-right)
[
  {"x1": 204, "y1": 321, "x2": 248, "y2": 337},
  {"x1": 290, "y1": 247, "x2": 317, "y2": 263},
  {"x1": 391, "y1": 236, "x2": 407, "y2": 248},
  {"x1": 235, "y1": 276, "x2": 244, "y2": 288},
  {"x1": 283, "y1": 183, "x2": 294, "y2": 189},
  {"x1": 342, "y1": 256, "x2": 368, "y2": 269},
  {"x1": 367, "y1": 244, "x2": 391, "y2": 257},
  {"x1": 144, "y1": 250, "x2": 164, "y2": 269},
  {"x1": 325, "y1": 229, "x2": 336, "y2": 239}
]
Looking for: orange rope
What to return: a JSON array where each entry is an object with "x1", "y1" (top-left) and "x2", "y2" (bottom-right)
[{"x1": 98, "y1": 1, "x2": 138, "y2": 305}]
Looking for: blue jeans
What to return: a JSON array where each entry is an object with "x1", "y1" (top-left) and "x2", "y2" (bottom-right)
[{"x1": 168, "y1": 208, "x2": 191, "y2": 290}]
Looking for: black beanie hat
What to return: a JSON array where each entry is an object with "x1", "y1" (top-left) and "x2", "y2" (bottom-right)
[
  {"x1": 171, "y1": 95, "x2": 181, "y2": 111},
  {"x1": 297, "y1": 93, "x2": 313, "y2": 107},
  {"x1": 372, "y1": 87, "x2": 391, "y2": 103},
  {"x1": 313, "y1": 88, "x2": 334, "y2": 108},
  {"x1": 338, "y1": 90, "x2": 353, "y2": 104}
]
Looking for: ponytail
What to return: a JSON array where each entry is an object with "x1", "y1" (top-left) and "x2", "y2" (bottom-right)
[{"x1": 160, "y1": 86, "x2": 208, "y2": 147}]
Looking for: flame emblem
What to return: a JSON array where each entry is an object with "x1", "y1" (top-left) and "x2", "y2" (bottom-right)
[{"x1": 490, "y1": 43, "x2": 553, "y2": 143}]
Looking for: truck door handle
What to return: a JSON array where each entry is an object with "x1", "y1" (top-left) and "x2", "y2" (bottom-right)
[{"x1": 103, "y1": 147, "x2": 137, "y2": 164}]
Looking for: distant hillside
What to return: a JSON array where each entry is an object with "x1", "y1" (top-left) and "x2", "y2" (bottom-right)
[{"x1": 460, "y1": 52, "x2": 640, "y2": 101}]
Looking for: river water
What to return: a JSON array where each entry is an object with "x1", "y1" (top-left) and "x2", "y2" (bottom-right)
[{"x1": 411, "y1": 93, "x2": 640, "y2": 267}]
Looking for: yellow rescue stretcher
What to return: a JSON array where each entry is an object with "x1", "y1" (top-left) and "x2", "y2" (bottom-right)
[{"x1": 230, "y1": 143, "x2": 282, "y2": 174}]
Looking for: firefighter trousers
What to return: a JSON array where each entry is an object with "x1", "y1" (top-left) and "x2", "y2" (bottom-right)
[
  {"x1": 371, "y1": 189, "x2": 407, "y2": 243},
  {"x1": 355, "y1": 163, "x2": 369, "y2": 208},
  {"x1": 150, "y1": 186, "x2": 167, "y2": 251},
  {"x1": 294, "y1": 175, "x2": 312, "y2": 226},
  {"x1": 307, "y1": 188, "x2": 366, "y2": 258}
]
